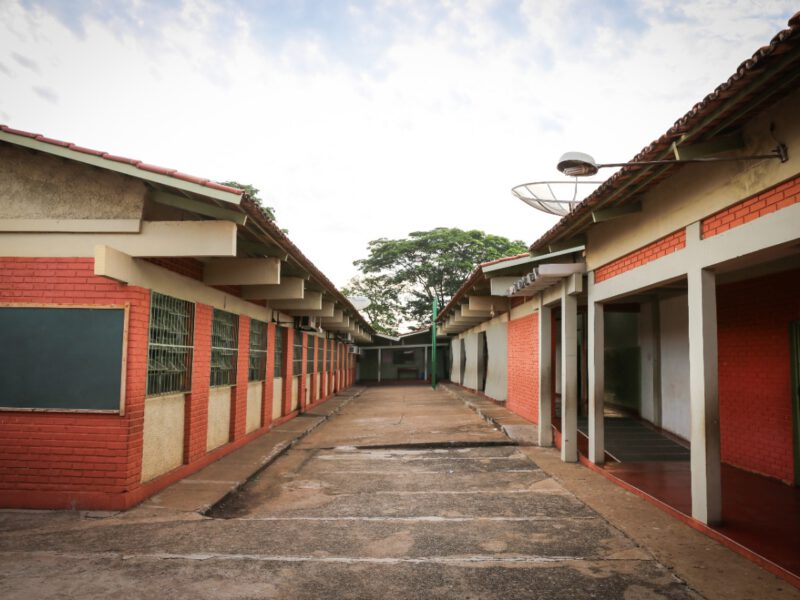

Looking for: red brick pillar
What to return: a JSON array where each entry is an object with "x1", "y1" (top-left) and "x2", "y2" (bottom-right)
[
  {"x1": 185, "y1": 303, "x2": 211, "y2": 463},
  {"x1": 311, "y1": 336, "x2": 318, "y2": 405},
  {"x1": 262, "y1": 323, "x2": 276, "y2": 429},
  {"x1": 299, "y1": 332, "x2": 308, "y2": 412},
  {"x1": 122, "y1": 288, "x2": 151, "y2": 495},
  {"x1": 282, "y1": 328, "x2": 293, "y2": 416},
  {"x1": 231, "y1": 316, "x2": 250, "y2": 441}
]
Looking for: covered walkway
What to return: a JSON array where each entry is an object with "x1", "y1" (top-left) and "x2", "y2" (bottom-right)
[{"x1": 576, "y1": 415, "x2": 800, "y2": 582}]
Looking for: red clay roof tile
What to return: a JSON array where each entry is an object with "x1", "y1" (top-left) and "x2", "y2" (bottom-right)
[{"x1": 0, "y1": 124, "x2": 244, "y2": 197}]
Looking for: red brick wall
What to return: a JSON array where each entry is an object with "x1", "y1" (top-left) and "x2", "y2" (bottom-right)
[
  {"x1": 0, "y1": 258, "x2": 342, "y2": 510},
  {"x1": 262, "y1": 323, "x2": 276, "y2": 428},
  {"x1": 231, "y1": 316, "x2": 250, "y2": 440},
  {"x1": 299, "y1": 332, "x2": 308, "y2": 411},
  {"x1": 281, "y1": 327, "x2": 292, "y2": 416},
  {"x1": 185, "y1": 304, "x2": 211, "y2": 463},
  {"x1": 594, "y1": 230, "x2": 686, "y2": 283},
  {"x1": 0, "y1": 258, "x2": 150, "y2": 510},
  {"x1": 702, "y1": 175, "x2": 800, "y2": 238},
  {"x1": 717, "y1": 268, "x2": 799, "y2": 483},
  {"x1": 506, "y1": 312, "x2": 539, "y2": 423}
]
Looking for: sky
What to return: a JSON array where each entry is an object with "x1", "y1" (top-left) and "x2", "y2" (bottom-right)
[{"x1": 1, "y1": 0, "x2": 797, "y2": 287}]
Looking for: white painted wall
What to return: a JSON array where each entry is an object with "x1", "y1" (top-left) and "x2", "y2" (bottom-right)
[
  {"x1": 484, "y1": 321, "x2": 508, "y2": 402},
  {"x1": 207, "y1": 386, "x2": 231, "y2": 451},
  {"x1": 291, "y1": 377, "x2": 299, "y2": 411},
  {"x1": 450, "y1": 338, "x2": 461, "y2": 383},
  {"x1": 246, "y1": 381, "x2": 262, "y2": 434},
  {"x1": 659, "y1": 294, "x2": 690, "y2": 440},
  {"x1": 639, "y1": 302, "x2": 658, "y2": 425},
  {"x1": 141, "y1": 393, "x2": 185, "y2": 482},
  {"x1": 272, "y1": 377, "x2": 283, "y2": 419},
  {"x1": 462, "y1": 332, "x2": 479, "y2": 390}
]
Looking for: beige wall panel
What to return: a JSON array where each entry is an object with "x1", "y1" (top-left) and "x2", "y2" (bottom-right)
[
  {"x1": 587, "y1": 88, "x2": 800, "y2": 269},
  {"x1": 1, "y1": 220, "x2": 237, "y2": 258},
  {"x1": 316, "y1": 375, "x2": 321, "y2": 398},
  {"x1": 659, "y1": 294, "x2": 690, "y2": 440},
  {"x1": 485, "y1": 321, "x2": 508, "y2": 402},
  {"x1": 204, "y1": 258, "x2": 281, "y2": 286},
  {"x1": 0, "y1": 144, "x2": 145, "y2": 220},
  {"x1": 291, "y1": 377, "x2": 299, "y2": 411},
  {"x1": 140, "y1": 393, "x2": 185, "y2": 483},
  {"x1": 206, "y1": 386, "x2": 232, "y2": 452},
  {"x1": 305, "y1": 374, "x2": 312, "y2": 404},
  {"x1": 462, "y1": 332, "x2": 479, "y2": 390},
  {"x1": 510, "y1": 298, "x2": 538, "y2": 320},
  {"x1": 272, "y1": 378, "x2": 283, "y2": 419},
  {"x1": 450, "y1": 338, "x2": 461, "y2": 383},
  {"x1": 95, "y1": 245, "x2": 272, "y2": 322},
  {"x1": 246, "y1": 381, "x2": 263, "y2": 434}
]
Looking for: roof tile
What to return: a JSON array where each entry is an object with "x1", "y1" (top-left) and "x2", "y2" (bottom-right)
[{"x1": 0, "y1": 123, "x2": 244, "y2": 197}]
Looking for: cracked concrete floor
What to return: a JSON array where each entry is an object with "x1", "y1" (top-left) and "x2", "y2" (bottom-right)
[{"x1": 0, "y1": 386, "x2": 788, "y2": 599}]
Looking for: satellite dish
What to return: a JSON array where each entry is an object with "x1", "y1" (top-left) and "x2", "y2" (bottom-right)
[
  {"x1": 511, "y1": 179, "x2": 602, "y2": 216},
  {"x1": 348, "y1": 295, "x2": 371, "y2": 310}
]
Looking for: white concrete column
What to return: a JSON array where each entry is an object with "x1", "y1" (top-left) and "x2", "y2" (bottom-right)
[
  {"x1": 561, "y1": 284, "x2": 578, "y2": 463},
  {"x1": 687, "y1": 267, "x2": 722, "y2": 525},
  {"x1": 377, "y1": 348, "x2": 382, "y2": 383},
  {"x1": 588, "y1": 274, "x2": 605, "y2": 465},
  {"x1": 537, "y1": 302, "x2": 553, "y2": 447}
]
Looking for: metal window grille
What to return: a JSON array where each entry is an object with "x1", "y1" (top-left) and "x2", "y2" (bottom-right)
[
  {"x1": 319, "y1": 340, "x2": 325, "y2": 372},
  {"x1": 211, "y1": 309, "x2": 238, "y2": 387},
  {"x1": 307, "y1": 336, "x2": 316, "y2": 373},
  {"x1": 274, "y1": 327, "x2": 284, "y2": 377},
  {"x1": 293, "y1": 330, "x2": 303, "y2": 376},
  {"x1": 329, "y1": 340, "x2": 335, "y2": 370},
  {"x1": 147, "y1": 292, "x2": 194, "y2": 396},
  {"x1": 249, "y1": 319, "x2": 268, "y2": 382}
]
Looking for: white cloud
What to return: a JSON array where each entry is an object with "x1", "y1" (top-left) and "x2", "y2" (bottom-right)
[{"x1": 0, "y1": 0, "x2": 796, "y2": 287}]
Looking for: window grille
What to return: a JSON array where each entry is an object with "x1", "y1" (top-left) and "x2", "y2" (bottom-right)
[
  {"x1": 211, "y1": 309, "x2": 238, "y2": 387},
  {"x1": 330, "y1": 341, "x2": 336, "y2": 370},
  {"x1": 307, "y1": 336, "x2": 316, "y2": 373},
  {"x1": 249, "y1": 320, "x2": 268, "y2": 381},
  {"x1": 147, "y1": 292, "x2": 194, "y2": 396},
  {"x1": 293, "y1": 330, "x2": 304, "y2": 376},
  {"x1": 274, "y1": 327, "x2": 284, "y2": 377},
  {"x1": 319, "y1": 340, "x2": 326, "y2": 372}
]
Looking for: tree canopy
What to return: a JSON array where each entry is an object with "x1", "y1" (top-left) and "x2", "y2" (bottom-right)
[
  {"x1": 352, "y1": 228, "x2": 527, "y2": 330},
  {"x1": 219, "y1": 180, "x2": 277, "y2": 222},
  {"x1": 341, "y1": 275, "x2": 403, "y2": 336}
]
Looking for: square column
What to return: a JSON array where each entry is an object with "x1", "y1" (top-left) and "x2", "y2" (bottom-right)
[
  {"x1": 537, "y1": 303, "x2": 553, "y2": 447},
  {"x1": 561, "y1": 285, "x2": 578, "y2": 463},
  {"x1": 588, "y1": 279, "x2": 605, "y2": 465},
  {"x1": 687, "y1": 267, "x2": 722, "y2": 525}
]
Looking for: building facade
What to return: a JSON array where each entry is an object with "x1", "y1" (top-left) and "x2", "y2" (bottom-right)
[{"x1": 0, "y1": 127, "x2": 369, "y2": 510}]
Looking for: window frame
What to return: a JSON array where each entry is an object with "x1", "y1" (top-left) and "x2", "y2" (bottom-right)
[
  {"x1": 210, "y1": 309, "x2": 238, "y2": 387},
  {"x1": 147, "y1": 292, "x2": 195, "y2": 397}
]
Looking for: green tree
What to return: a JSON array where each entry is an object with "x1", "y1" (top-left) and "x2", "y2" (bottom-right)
[
  {"x1": 354, "y1": 228, "x2": 527, "y2": 328},
  {"x1": 341, "y1": 275, "x2": 403, "y2": 336},
  {"x1": 219, "y1": 180, "x2": 277, "y2": 222}
]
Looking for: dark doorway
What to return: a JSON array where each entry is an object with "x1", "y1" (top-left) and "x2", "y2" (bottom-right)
[
  {"x1": 477, "y1": 332, "x2": 488, "y2": 392},
  {"x1": 791, "y1": 320, "x2": 800, "y2": 486},
  {"x1": 459, "y1": 339, "x2": 466, "y2": 386}
]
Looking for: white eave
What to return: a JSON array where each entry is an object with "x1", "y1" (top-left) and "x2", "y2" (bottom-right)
[{"x1": 508, "y1": 263, "x2": 586, "y2": 297}]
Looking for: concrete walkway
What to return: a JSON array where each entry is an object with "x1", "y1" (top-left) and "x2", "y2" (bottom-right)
[{"x1": 0, "y1": 385, "x2": 797, "y2": 599}]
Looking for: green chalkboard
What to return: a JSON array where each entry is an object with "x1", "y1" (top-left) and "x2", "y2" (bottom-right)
[{"x1": 0, "y1": 306, "x2": 126, "y2": 412}]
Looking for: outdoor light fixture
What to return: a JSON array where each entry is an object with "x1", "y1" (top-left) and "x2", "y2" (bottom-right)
[{"x1": 556, "y1": 144, "x2": 789, "y2": 177}]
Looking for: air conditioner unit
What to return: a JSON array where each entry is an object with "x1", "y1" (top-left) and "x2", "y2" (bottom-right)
[
  {"x1": 294, "y1": 316, "x2": 319, "y2": 331},
  {"x1": 348, "y1": 346, "x2": 361, "y2": 355}
]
